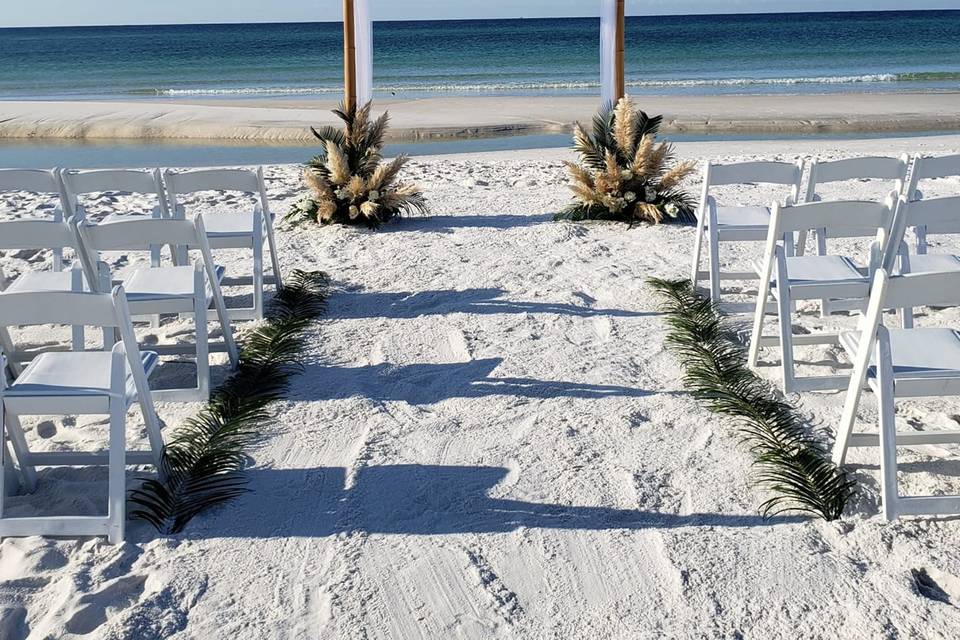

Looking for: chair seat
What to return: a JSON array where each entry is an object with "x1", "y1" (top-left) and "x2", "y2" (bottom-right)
[
  {"x1": 754, "y1": 255, "x2": 865, "y2": 285},
  {"x1": 6, "y1": 351, "x2": 158, "y2": 410},
  {"x1": 122, "y1": 265, "x2": 225, "y2": 302},
  {"x1": 202, "y1": 211, "x2": 262, "y2": 238},
  {"x1": 3, "y1": 270, "x2": 91, "y2": 294},
  {"x1": 903, "y1": 254, "x2": 960, "y2": 274},
  {"x1": 715, "y1": 205, "x2": 771, "y2": 231},
  {"x1": 840, "y1": 328, "x2": 960, "y2": 380}
]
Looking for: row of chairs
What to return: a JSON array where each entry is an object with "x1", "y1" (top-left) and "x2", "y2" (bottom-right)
[
  {"x1": 689, "y1": 153, "x2": 956, "y2": 303},
  {"x1": 0, "y1": 166, "x2": 283, "y2": 321},
  {"x1": 0, "y1": 166, "x2": 286, "y2": 542},
  {"x1": 689, "y1": 153, "x2": 960, "y2": 521}
]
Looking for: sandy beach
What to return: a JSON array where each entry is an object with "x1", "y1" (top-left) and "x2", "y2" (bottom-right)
[
  {"x1": 1, "y1": 133, "x2": 960, "y2": 638},
  {"x1": 2, "y1": 92, "x2": 960, "y2": 143}
]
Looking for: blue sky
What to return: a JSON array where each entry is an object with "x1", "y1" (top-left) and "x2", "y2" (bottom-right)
[{"x1": 4, "y1": 0, "x2": 960, "y2": 28}]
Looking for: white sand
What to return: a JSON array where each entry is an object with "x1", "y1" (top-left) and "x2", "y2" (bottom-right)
[
  {"x1": 2, "y1": 93, "x2": 960, "y2": 142},
  {"x1": 3, "y1": 135, "x2": 960, "y2": 638}
]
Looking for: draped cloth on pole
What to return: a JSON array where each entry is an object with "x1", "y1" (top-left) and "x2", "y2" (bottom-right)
[
  {"x1": 600, "y1": 0, "x2": 617, "y2": 105},
  {"x1": 354, "y1": 0, "x2": 373, "y2": 105}
]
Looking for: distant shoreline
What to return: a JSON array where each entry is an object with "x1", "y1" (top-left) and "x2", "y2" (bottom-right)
[{"x1": 2, "y1": 93, "x2": 960, "y2": 143}]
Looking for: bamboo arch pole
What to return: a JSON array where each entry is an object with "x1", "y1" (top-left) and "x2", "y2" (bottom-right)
[
  {"x1": 343, "y1": 0, "x2": 357, "y2": 112},
  {"x1": 616, "y1": 0, "x2": 626, "y2": 100}
]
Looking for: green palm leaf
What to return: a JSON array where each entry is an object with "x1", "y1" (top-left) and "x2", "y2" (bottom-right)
[
  {"x1": 647, "y1": 277, "x2": 855, "y2": 521},
  {"x1": 129, "y1": 270, "x2": 331, "y2": 534}
]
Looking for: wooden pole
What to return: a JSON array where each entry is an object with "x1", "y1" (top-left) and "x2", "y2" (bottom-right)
[
  {"x1": 343, "y1": 0, "x2": 357, "y2": 111},
  {"x1": 615, "y1": 0, "x2": 626, "y2": 100}
]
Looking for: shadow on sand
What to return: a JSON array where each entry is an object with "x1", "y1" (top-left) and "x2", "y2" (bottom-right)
[
  {"x1": 295, "y1": 357, "x2": 658, "y2": 403},
  {"x1": 217, "y1": 465, "x2": 804, "y2": 538},
  {"x1": 327, "y1": 287, "x2": 656, "y2": 320},
  {"x1": 381, "y1": 213, "x2": 555, "y2": 233}
]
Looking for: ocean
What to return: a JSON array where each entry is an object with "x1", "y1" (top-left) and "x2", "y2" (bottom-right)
[{"x1": 2, "y1": 10, "x2": 960, "y2": 101}]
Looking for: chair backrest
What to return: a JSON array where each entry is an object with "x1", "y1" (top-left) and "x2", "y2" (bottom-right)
[
  {"x1": 805, "y1": 155, "x2": 909, "y2": 203},
  {"x1": 0, "y1": 289, "x2": 121, "y2": 329},
  {"x1": 900, "y1": 195, "x2": 960, "y2": 237},
  {"x1": 76, "y1": 216, "x2": 201, "y2": 253},
  {"x1": 0, "y1": 218, "x2": 76, "y2": 252},
  {"x1": 163, "y1": 167, "x2": 268, "y2": 216},
  {"x1": 61, "y1": 168, "x2": 169, "y2": 219},
  {"x1": 701, "y1": 160, "x2": 804, "y2": 213},
  {"x1": 908, "y1": 154, "x2": 960, "y2": 200},
  {"x1": 770, "y1": 198, "x2": 895, "y2": 236},
  {"x1": 72, "y1": 214, "x2": 214, "y2": 292},
  {"x1": 879, "y1": 269, "x2": 960, "y2": 311},
  {"x1": 0, "y1": 169, "x2": 65, "y2": 197}
]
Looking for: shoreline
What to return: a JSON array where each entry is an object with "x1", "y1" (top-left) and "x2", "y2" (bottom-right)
[{"x1": 2, "y1": 92, "x2": 960, "y2": 142}]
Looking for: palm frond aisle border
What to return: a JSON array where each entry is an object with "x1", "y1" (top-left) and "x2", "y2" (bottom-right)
[
  {"x1": 647, "y1": 277, "x2": 855, "y2": 521},
  {"x1": 129, "y1": 270, "x2": 331, "y2": 534}
]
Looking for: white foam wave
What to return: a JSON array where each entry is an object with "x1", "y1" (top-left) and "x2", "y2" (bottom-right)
[{"x1": 150, "y1": 73, "x2": 908, "y2": 96}]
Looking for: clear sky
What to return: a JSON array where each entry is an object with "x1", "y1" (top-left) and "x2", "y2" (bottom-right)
[{"x1": 4, "y1": 0, "x2": 960, "y2": 28}]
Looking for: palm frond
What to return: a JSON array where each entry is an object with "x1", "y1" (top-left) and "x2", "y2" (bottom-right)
[
  {"x1": 129, "y1": 269, "x2": 331, "y2": 534},
  {"x1": 647, "y1": 278, "x2": 855, "y2": 521}
]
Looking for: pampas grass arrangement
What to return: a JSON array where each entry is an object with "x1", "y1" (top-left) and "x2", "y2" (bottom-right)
[
  {"x1": 648, "y1": 277, "x2": 855, "y2": 520},
  {"x1": 556, "y1": 96, "x2": 697, "y2": 224},
  {"x1": 129, "y1": 270, "x2": 330, "y2": 534},
  {"x1": 286, "y1": 101, "x2": 428, "y2": 229}
]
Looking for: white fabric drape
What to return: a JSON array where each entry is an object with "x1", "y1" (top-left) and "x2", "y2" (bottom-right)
[
  {"x1": 599, "y1": 0, "x2": 617, "y2": 105},
  {"x1": 354, "y1": 0, "x2": 373, "y2": 105}
]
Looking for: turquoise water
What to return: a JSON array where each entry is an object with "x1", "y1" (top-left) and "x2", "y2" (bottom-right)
[{"x1": 1, "y1": 11, "x2": 960, "y2": 100}]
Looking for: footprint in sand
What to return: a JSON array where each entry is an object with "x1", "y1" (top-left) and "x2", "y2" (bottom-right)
[{"x1": 64, "y1": 574, "x2": 148, "y2": 635}]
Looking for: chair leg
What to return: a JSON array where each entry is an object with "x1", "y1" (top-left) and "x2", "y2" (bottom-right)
[
  {"x1": 707, "y1": 225, "x2": 721, "y2": 302},
  {"x1": 690, "y1": 223, "x2": 705, "y2": 287},
  {"x1": 107, "y1": 395, "x2": 126, "y2": 544},
  {"x1": 265, "y1": 221, "x2": 284, "y2": 292},
  {"x1": 3, "y1": 412, "x2": 37, "y2": 491},
  {"x1": 194, "y1": 277, "x2": 210, "y2": 401},
  {"x1": 774, "y1": 263, "x2": 797, "y2": 393},
  {"x1": 0, "y1": 328, "x2": 23, "y2": 378},
  {"x1": 252, "y1": 240, "x2": 265, "y2": 321},
  {"x1": 875, "y1": 333, "x2": 899, "y2": 521},
  {"x1": 748, "y1": 271, "x2": 774, "y2": 369},
  {"x1": 900, "y1": 306, "x2": 914, "y2": 330}
]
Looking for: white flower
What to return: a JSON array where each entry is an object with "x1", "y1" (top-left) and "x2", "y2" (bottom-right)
[
  {"x1": 368, "y1": 190, "x2": 380, "y2": 202},
  {"x1": 665, "y1": 203, "x2": 679, "y2": 217},
  {"x1": 348, "y1": 205, "x2": 360, "y2": 219},
  {"x1": 621, "y1": 170, "x2": 634, "y2": 180},
  {"x1": 334, "y1": 188, "x2": 347, "y2": 200},
  {"x1": 624, "y1": 191, "x2": 636, "y2": 202}
]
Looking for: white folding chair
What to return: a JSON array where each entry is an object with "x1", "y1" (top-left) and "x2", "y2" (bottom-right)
[
  {"x1": 61, "y1": 168, "x2": 175, "y2": 267},
  {"x1": 748, "y1": 197, "x2": 898, "y2": 393},
  {"x1": 0, "y1": 169, "x2": 71, "y2": 271},
  {"x1": 163, "y1": 167, "x2": 283, "y2": 321},
  {"x1": 896, "y1": 195, "x2": 960, "y2": 275},
  {"x1": 0, "y1": 287, "x2": 163, "y2": 543},
  {"x1": 0, "y1": 217, "x2": 96, "y2": 375},
  {"x1": 794, "y1": 156, "x2": 911, "y2": 319},
  {"x1": 832, "y1": 268, "x2": 960, "y2": 520},
  {"x1": 797, "y1": 155, "x2": 910, "y2": 257},
  {"x1": 690, "y1": 160, "x2": 804, "y2": 302},
  {"x1": 906, "y1": 154, "x2": 960, "y2": 255},
  {"x1": 74, "y1": 214, "x2": 239, "y2": 402}
]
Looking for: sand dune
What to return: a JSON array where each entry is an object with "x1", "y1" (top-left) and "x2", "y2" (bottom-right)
[{"x1": 2, "y1": 93, "x2": 960, "y2": 143}]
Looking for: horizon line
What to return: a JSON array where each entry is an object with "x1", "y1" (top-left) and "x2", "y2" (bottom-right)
[{"x1": 2, "y1": 7, "x2": 957, "y2": 30}]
